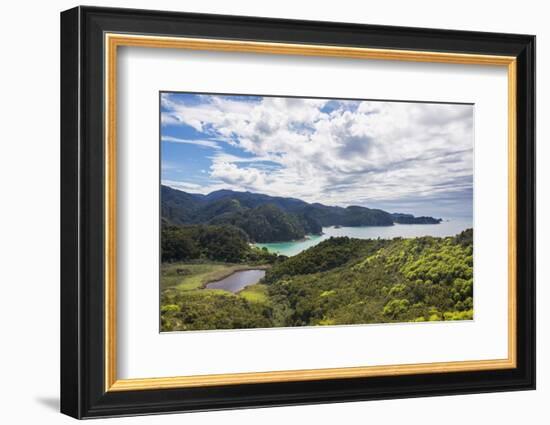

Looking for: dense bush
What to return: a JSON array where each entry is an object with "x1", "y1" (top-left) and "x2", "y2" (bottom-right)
[
  {"x1": 210, "y1": 203, "x2": 317, "y2": 243},
  {"x1": 264, "y1": 237, "x2": 390, "y2": 283},
  {"x1": 162, "y1": 224, "x2": 250, "y2": 263},
  {"x1": 266, "y1": 230, "x2": 475, "y2": 326},
  {"x1": 161, "y1": 289, "x2": 273, "y2": 331},
  {"x1": 162, "y1": 223, "x2": 281, "y2": 264},
  {"x1": 161, "y1": 228, "x2": 474, "y2": 331}
]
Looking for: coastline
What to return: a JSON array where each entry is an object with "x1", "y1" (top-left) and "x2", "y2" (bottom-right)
[{"x1": 254, "y1": 219, "x2": 472, "y2": 257}]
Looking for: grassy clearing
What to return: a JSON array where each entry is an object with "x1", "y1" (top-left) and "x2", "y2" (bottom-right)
[
  {"x1": 183, "y1": 288, "x2": 236, "y2": 297},
  {"x1": 238, "y1": 284, "x2": 269, "y2": 304},
  {"x1": 161, "y1": 262, "x2": 269, "y2": 292}
]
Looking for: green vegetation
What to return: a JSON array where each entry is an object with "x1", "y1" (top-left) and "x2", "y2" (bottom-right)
[
  {"x1": 238, "y1": 284, "x2": 269, "y2": 304},
  {"x1": 210, "y1": 203, "x2": 321, "y2": 243},
  {"x1": 263, "y1": 237, "x2": 389, "y2": 283},
  {"x1": 161, "y1": 290, "x2": 272, "y2": 331},
  {"x1": 264, "y1": 229, "x2": 473, "y2": 326},
  {"x1": 160, "y1": 262, "x2": 273, "y2": 331},
  {"x1": 162, "y1": 223, "x2": 279, "y2": 263},
  {"x1": 160, "y1": 228, "x2": 474, "y2": 332}
]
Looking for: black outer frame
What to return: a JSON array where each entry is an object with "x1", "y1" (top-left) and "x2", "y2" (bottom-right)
[{"x1": 60, "y1": 5, "x2": 536, "y2": 419}]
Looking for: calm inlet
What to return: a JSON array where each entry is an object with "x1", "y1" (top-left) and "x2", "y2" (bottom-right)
[
  {"x1": 255, "y1": 217, "x2": 473, "y2": 257},
  {"x1": 206, "y1": 269, "x2": 266, "y2": 293}
]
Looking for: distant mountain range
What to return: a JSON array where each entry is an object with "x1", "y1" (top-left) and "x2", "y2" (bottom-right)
[{"x1": 161, "y1": 185, "x2": 442, "y2": 243}]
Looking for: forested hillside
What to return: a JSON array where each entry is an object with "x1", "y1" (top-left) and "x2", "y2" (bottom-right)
[
  {"x1": 161, "y1": 223, "x2": 278, "y2": 263},
  {"x1": 161, "y1": 185, "x2": 441, "y2": 243}
]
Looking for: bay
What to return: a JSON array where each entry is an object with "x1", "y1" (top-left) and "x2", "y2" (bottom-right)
[{"x1": 255, "y1": 217, "x2": 473, "y2": 257}]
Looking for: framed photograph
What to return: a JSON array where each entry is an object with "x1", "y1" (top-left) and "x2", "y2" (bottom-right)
[{"x1": 60, "y1": 6, "x2": 535, "y2": 419}]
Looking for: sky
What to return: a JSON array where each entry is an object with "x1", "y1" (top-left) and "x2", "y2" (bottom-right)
[{"x1": 161, "y1": 92, "x2": 473, "y2": 218}]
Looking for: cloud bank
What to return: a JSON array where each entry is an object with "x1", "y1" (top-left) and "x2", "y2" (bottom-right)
[{"x1": 161, "y1": 93, "x2": 473, "y2": 218}]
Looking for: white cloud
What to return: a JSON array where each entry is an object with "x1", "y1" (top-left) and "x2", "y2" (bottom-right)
[
  {"x1": 162, "y1": 94, "x2": 473, "y2": 215},
  {"x1": 161, "y1": 136, "x2": 221, "y2": 149}
]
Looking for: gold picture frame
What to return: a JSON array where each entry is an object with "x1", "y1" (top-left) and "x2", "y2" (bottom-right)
[
  {"x1": 61, "y1": 6, "x2": 535, "y2": 419},
  {"x1": 104, "y1": 33, "x2": 517, "y2": 392}
]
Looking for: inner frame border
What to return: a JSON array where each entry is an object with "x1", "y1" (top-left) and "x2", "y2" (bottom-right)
[{"x1": 104, "y1": 33, "x2": 517, "y2": 392}]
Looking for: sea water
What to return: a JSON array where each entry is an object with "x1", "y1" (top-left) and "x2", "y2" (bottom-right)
[{"x1": 255, "y1": 217, "x2": 472, "y2": 257}]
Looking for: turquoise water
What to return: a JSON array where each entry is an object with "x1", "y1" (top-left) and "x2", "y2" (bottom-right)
[{"x1": 255, "y1": 217, "x2": 472, "y2": 257}]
